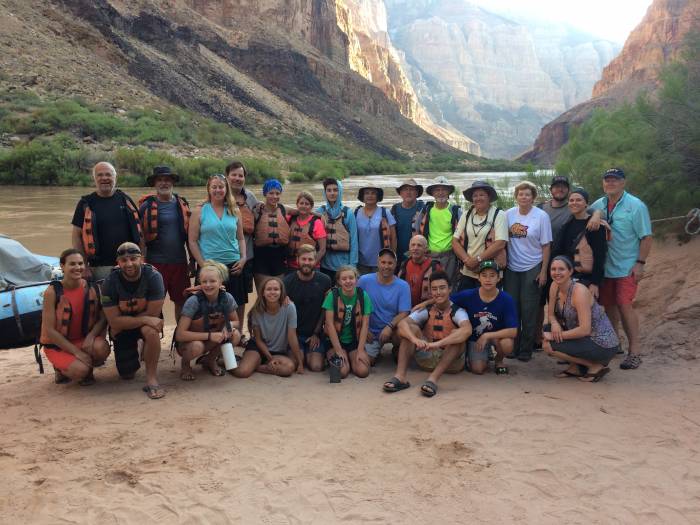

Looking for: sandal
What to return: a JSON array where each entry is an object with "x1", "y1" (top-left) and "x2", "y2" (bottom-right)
[
  {"x1": 556, "y1": 364, "x2": 587, "y2": 378},
  {"x1": 54, "y1": 368, "x2": 71, "y2": 384},
  {"x1": 578, "y1": 367, "x2": 610, "y2": 383},
  {"x1": 420, "y1": 380, "x2": 438, "y2": 398},
  {"x1": 78, "y1": 372, "x2": 96, "y2": 386},
  {"x1": 180, "y1": 369, "x2": 196, "y2": 381},
  {"x1": 620, "y1": 354, "x2": 642, "y2": 370},
  {"x1": 142, "y1": 384, "x2": 166, "y2": 399},
  {"x1": 383, "y1": 376, "x2": 410, "y2": 393},
  {"x1": 494, "y1": 364, "x2": 509, "y2": 375}
]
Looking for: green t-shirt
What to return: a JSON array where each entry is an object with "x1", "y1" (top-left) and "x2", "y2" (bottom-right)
[
  {"x1": 322, "y1": 288, "x2": 373, "y2": 344},
  {"x1": 428, "y1": 206, "x2": 455, "y2": 253}
]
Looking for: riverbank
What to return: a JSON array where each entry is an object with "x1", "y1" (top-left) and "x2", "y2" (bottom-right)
[{"x1": 0, "y1": 238, "x2": 698, "y2": 523}]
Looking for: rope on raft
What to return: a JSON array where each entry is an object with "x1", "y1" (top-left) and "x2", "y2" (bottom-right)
[{"x1": 650, "y1": 208, "x2": 700, "y2": 235}]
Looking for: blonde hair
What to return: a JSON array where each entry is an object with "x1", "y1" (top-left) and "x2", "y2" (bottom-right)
[
  {"x1": 251, "y1": 277, "x2": 287, "y2": 319},
  {"x1": 198, "y1": 260, "x2": 229, "y2": 284},
  {"x1": 335, "y1": 265, "x2": 358, "y2": 282},
  {"x1": 206, "y1": 175, "x2": 240, "y2": 219},
  {"x1": 296, "y1": 191, "x2": 314, "y2": 207},
  {"x1": 297, "y1": 243, "x2": 316, "y2": 257},
  {"x1": 513, "y1": 181, "x2": 538, "y2": 199}
]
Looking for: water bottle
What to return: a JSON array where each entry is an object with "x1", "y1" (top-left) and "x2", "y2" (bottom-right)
[
  {"x1": 221, "y1": 342, "x2": 238, "y2": 371},
  {"x1": 329, "y1": 354, "x2": 342, "y2": 383}
]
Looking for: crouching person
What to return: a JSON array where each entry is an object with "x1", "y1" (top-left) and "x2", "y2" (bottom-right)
[
  {"x1": 175, "y1": 261, "x2": 241, "y2": 380},
  {"x1": 101, "y1": 242, "x2": 166, "y2": 399},
  {"x1": 383, "y1": 270, "x2": 472, "y2": 397},
  {"x1": 40, "y1": 249, "x2": 110, "y2": 385}
]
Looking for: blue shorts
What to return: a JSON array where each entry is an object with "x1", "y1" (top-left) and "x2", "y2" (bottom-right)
[{"x1": 299, "y1": 336, "x2": 327, "y2": 355}]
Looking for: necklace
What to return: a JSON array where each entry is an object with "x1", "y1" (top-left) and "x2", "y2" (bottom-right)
[{"x1": 470, "y1": 208, "x2": 489, "y2": 236}]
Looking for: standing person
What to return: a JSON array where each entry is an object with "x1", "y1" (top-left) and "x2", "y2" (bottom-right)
[
  {"x1": 40, "y1": 249, "x2": 110, "y2": 385},
  {"x1": 354, "y1": 186, "x2": 396, "y2": 275},
  {"x1": 397, "y1": 234, "x2": 442, "y2": 307},
  {"x1": 553, "y1": 188, "x2": 607, "y2": 297},
  {"x1": 252, "y1": 179, "x2": 290, "y2": 289},
  {"x1": 357, "y1": 248, "x2": 411, "y2": 363},
  {"x1": 504, "y1": 181, "x2": 552, "y2": 362},
  {"x1": 101, "y1": 242, "x2": 166, "y2": 399},
  {"x1": 539, "y1": 175, "x2": 572, "y2": 247},
  {"x1": 589, "y1": 168, "x2": 652, "y2": 370},
  {"x1": 543, "y1": 256, "x2": 620, "y2": 382},
  {"x1": 226, "y1": 161, "x2": 258, "y2": 342},
  {"x1": 383, "y1": 270, "x2": 472, "y2": 397},
  {"x1": 188, "y1": 174, "x2": 247, "y2": 312},
  {"x1": 286, "y1": 191, "x2": 327, "y2": 271},
  {"x1": 322, "y1": 265, "x2": 373, "y2": 379},
  {"x1": 175, "y1": 261, "x2": 241, "y2": 380},
  {"x1": 283, "y1": 245, "x2": 332, "y2": 372},
  {"x1": 453, "y1": 181, "x2": 508, "y2": 291},
  {"x1": 71, "y1": 162, "x2": 142, "y2": 281},
  {"x1": 414, "y1": 176, "x2": 462, "y2": 284},
  {"x1": 390, "y1": 179, "x2": 425, "y2": 267},
  {"x1": 138, "y1": 166, "x2": 191, "y2": 320},
  {"x1": 234, "y1": 277, "x2": 303, "y2": 378},
  {"x1": 317, "y1": 178, "x2": 358, "y2": 284},
  {"x1": 451, "y1": 261, "x2": 518, "y2": 375}
]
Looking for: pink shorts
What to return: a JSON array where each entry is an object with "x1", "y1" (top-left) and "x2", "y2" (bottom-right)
[
  {"x1": 599, "y1": 275, "x2": 638, "y2": 306},
  {"x1": 151, "y1": 262, "x2": 190, "y2": 305}
]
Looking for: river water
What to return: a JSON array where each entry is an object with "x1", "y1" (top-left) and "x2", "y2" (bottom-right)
[{"x1": 0, "y1": 172, "x2": 526, "y2": 257}]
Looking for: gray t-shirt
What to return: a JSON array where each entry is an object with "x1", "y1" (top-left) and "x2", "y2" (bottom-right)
[
  {"x1": 140, "y1": 198, "x2": 187, "y2": 264},
  {"x1": 251, "y1": 303, "x2": 297, "y2": 354},
  {"x1": 540, "y1": 201, "x2": 572, "y2": 246},
  {"x1": 181, "y1": 292, "x2": 237, "y2": 321}
]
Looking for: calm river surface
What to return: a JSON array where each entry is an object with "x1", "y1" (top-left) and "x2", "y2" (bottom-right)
[{"x1": 0, "y1": 172, "x2": 527, "y2": 257}]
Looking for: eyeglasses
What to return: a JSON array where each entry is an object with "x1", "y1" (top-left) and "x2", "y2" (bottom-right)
[{"x1": 116, "y1": 247, "x2": 142, "y2": 257}]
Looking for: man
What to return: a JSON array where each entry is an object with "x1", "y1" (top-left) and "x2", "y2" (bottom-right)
[
  {"x1": 452, "y1": 180, "x2": 508, "y2": 291},
  {"x1": 317, "y1": 178, "x2": 358, "y2": 284},
  {"x1": 71, "y1": 162, "x2": 143, "y2": 281},
  {"x1": 451, "y1": 260, "x2": 518, "y2": 375},
  {"x1": 539, "y1": 175, "x2": 572, "y2": 246},
  {"x1": 390, "y1": 179, "x2": 425, "y2": 267},
  {"x1": 397, "y1": 234, "x2": 442, "y2": 306},
  {"x1": 413, "y1": 175, "x2": 462, "y2": 283},
  {"x1": 357, "y1": 248, "x2": 411, "y2": 363},
  {"x1": 283, "y1": 244, "x2": 332, "y2": 372},
  {"x1": 383, "y1": 270, "x2": 472, "y2": 398},
  {"x1": 589, "y1": 168, "x2": 652, "y2": 370},
  {"x1": 226, "y1": 161, "x2": 258, "y2": 342},
  {"x1": 101, "y1": 242, "x2": 166, "y2": 399},
  {"x1": 138, "y1": 166, "x2": 191, "y2": 320}
]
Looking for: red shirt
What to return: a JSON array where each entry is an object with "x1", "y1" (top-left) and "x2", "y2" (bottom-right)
[{"x1": 403, "y1": 258, "x2": 433, "y2": 306}]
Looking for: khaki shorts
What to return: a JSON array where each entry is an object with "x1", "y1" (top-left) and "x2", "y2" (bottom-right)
[{"x1": 415, "y1": 344, "x2": 465, "y2": 373}]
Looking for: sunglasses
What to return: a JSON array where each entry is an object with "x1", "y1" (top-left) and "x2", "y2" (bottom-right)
[
  {"x1": 209, "y1": 174, "x2": 226, "y2": 180},
  {"x1": 116, "y1": 247, "x2": 142, "y2": 257}
]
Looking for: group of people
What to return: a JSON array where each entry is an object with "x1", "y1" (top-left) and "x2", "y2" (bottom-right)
[{"x1": 39, "y1": 161, "x2": 653, "y2": 399}]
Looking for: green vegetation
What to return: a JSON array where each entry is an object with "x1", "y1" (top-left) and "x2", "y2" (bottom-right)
[
  {"x1": 0, "y1": 88, "x2": 525, "y2": 186},
  {"x1": 555, "y1": 32, "x2": 700, "y2": 220}
]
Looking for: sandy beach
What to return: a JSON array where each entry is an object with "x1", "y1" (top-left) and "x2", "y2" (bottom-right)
[{"x1": 1, "y1": 238, "x2": 699, "y2": 524}]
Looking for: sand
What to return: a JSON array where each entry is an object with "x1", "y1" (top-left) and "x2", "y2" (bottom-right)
[{"x1": 1, "y1": 238, "x2": 700, "y2": 524}]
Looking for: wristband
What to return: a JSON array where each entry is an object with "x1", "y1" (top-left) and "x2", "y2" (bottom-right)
[
  {"x1": 207, "y1": 332, "x2": 211, "y2": 341},
  {"x1": 636, "y1": 260, "x2": 646, "y2": 265}
]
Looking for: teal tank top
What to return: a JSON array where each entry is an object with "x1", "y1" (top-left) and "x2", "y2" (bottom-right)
[{"x1": 198, "y1": 203, "x2": 240, "y2": 264}]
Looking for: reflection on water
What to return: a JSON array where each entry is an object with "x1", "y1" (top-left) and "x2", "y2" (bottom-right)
[{"x1": 0, "y1": 172, "x2": 526, "y2": 256}]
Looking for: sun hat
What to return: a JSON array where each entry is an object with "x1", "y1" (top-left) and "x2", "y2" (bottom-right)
[
  {"x1": 357, "y1": 186, "x2": 384, "y2": 203},
  {"x1": 462, "y1": 180, "x2": 498, "y2": 203},
  {"x1": 426, "y1": 175, "x2": 455, "y2": 196},
  {"x1": 396, "y1": 178, "x2": 424, "y2": 198},
  {"x1": 147, "y1": 165, "x2": 179, "y2": 186}
]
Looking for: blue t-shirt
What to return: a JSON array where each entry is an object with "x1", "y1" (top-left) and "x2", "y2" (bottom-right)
[
  {"x1": 450, "y1": 288, "x2": 518, "y2": 342},
  {"x1": 357, "y1": 274, "x2": 411, "y2": 336},
  {"x1": 139, "y1": 198, "x2": 187, "y2": 264},
  {"x1": 393, "y1": 201, "x2": 424, "y2": 261},
  {"x1": 355, "y1": 207, "x2": 396, "y2": 267},
  {"x1": 590, "y1": 191, "x2": 652, "y2": 278}
]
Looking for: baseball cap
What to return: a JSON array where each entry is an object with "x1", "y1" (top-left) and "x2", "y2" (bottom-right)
[
  {"x1": 550, "y1": 175, "x2": 570, "y2": 187},
  {"x1": 478, "y1": 260, "x2": 500, "y2": 273},
  {"x1": 603, "y1": 168, "x2": 625, "y2": 179},
  {"x1": 378, "y1": 248, "x2": 397, "y2": 260}
]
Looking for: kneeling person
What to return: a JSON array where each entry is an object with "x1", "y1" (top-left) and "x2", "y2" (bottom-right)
[
  {"x1": 384, "y1": 270, "x2": 472, "y2": 397},
  {"x1": 101, "y1": 242, "x2": 166, "y2": 399},
  {"x1": 175, "y1": 261, "x2": 242, "y2": 380}
]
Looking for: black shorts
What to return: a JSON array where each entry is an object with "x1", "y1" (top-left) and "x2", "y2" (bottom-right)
[
  {"x1": 252, "y1": 246, "x2": 286, "y2": 276},
  {"x1": 244, "y1": 338, "x2": 288, "y2": 365},
  {"x1": 225, "y1": 262, "x2": 248, "y2": 306},
  {"x1": 243, "y1": 259, "x2": 255, "y2": 293},
  {"x1": 111, "y1": 328, "x2": 142, "y2": 377}
]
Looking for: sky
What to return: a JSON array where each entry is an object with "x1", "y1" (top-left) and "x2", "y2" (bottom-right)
[{"x1": 470, "y1": 0, "x2": 652, "y2": 43}]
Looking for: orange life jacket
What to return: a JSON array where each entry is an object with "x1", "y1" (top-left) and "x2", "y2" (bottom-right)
[
  {"x1": 254, "y1": 203, "x2": 290, "y2": 247},
  {"x1": 39, "y1": 279, "x2": 100, "y2": 345},
  {"x1": 137, "y1": 194, "x2": 191, "y2": 243},
  {"x1": 459, "y1": 206, "x2": 507, "y2": 268},
  {"x1": 182, "y1": 288, "x2": 230, "y2": 333},
  {"x1": 107, "y1": 265, "x2": 156, "y2": 317},
  {"x1": 235, "y1": 192, "x2": 255, "y2": 236},
  {"x1": 354, "y1": 206, "x2": 391, "y2": 249},
  {"x1": 287, "y1": 215, "x2": 320, "y2": 260},
  {"x1": 321, "y1": 206, "x2": 351, "y2": 252},
  {"x1": 80, "y1": 190, "x2": 142, "y2": 260},
  {"x1": 423, "y1": 303, "x2": 460, "y2": 343},
  {"x1": 415, "y1": 202, "x2": 460, "y2": 241},
  {"x1": 329, "y1": 287, "x2": 366, "y2": 344},
  {"x1": 398, "y1": 257, "x2": 443, "y2": 303}
]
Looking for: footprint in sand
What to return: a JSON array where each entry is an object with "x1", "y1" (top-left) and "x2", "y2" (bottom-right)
[{"x1": 105, "y1": 469, "x2": 139, "y2": 486}]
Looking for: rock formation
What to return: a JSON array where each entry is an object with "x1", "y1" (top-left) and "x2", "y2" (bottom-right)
[{"x1": 520, "y1": 0, "x2": 700, "y2": 166}]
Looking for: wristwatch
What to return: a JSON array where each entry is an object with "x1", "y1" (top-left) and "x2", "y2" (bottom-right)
[{"x1": 477, "y1": 255, "x2": 482, "y2": 263}]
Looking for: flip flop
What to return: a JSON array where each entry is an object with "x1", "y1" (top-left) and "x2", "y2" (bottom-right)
[
  {"x1": 495, "y1": 365, "x2": 509, "y2": 375},
  {"x1": 420, "y1": 380, "x2": 438, "y2": 398},
  {"x1": 578, "y1": 367, "x2": 610, "y2": 383},
  {"x1": 78, "y1": 372, "x2": 96, "y2": 386},
  {"x1": 142, "y1": 384, "x2": 166, "y2": 399},
  {"x1": 383, "y1": 376, "x2": 410, "y2": 393}
]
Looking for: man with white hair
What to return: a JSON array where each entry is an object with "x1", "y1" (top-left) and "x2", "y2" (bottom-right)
[{"x1": 71, "y1": 162, "x2": 143, "y2": 281}]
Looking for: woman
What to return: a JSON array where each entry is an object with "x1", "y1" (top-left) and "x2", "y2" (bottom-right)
[
  {"x1": 553, "y1": 188, "x2": 607, "y2": 299},
  {"x1": 354, "y1": 186, "x2": 396, "y2": 275},
  {"x1": 39, "y1": 249, "x2": 110, "y2": 385},
  {"x1": 543, "y1": 256, "x2": 619, "y2": 382},
  {"x1": 175, "y1": 261, "x2": 241, "y2": 380},
  {"x1": 322, "y1": 265, "x2": 373, "y2": 378},
  {"x1": 188, "y1": 174, "x2": 247, "y2": 308},
  {"x1": 317, "y1": 178, "x2": 358, "y2": 284},
  {"x1": 234, "y1": 277, "x2": 303, "y2": 378},
  {"x1": 504, "y1": 181, "x2": 552, "y2": 362},
  {"x1": 252, "y1": 179, "x2": 290, "y2": 290},
  {"x1": 287, "y1": 191, "x2": 327, "y2": 270}
]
